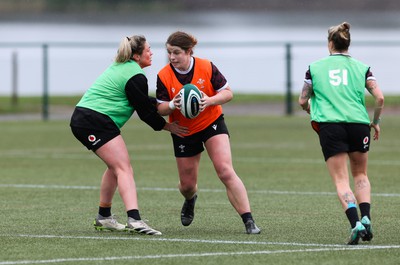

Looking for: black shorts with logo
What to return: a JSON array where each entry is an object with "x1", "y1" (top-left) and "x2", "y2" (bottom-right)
[
  {"x1": 172, "y1": 114, "x2": 229, "y2": 157},
  {"x1": 317, "y1": 122, "x2": 370, "y2": 161},
  {"x1": 70, "y1": 107, "x2": 120, "y2": 151}
]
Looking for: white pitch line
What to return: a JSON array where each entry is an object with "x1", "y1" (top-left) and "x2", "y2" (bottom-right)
[
  {"x1": 0, "y1": 184, "x2": 99, "y2": 190},
  {"x1": 0, "y1": 245, "x2": 399, "y2": 265},
  {"x1": 1, "y1": 184, "x2": 400, "y2": 197},
  {"x1": 5, "y1": 234, "x2": 400, "y2": 250},
  {"x1": 5, "y1": 234, "x2": 345, "y2": 248}
]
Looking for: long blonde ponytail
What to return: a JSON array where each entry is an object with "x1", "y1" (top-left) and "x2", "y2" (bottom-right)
[{"x1": 115, "y1": 35, "x2": 147, "y2": 63}]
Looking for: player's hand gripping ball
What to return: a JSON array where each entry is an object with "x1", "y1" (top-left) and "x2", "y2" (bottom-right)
[{"x1": 179, "y1": 84, "x2": 202, "y2": 119}]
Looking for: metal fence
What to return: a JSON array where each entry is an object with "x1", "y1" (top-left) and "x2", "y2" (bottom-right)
[{"x1": 1, "y1": 41, "x2": 399, "y2": 119}]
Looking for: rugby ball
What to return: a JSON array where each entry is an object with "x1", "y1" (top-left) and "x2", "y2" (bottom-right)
[{"x1": 179, "y1": 84, "x2": 202, "y2": 119}]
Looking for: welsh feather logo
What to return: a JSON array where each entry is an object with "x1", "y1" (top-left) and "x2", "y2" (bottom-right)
[
  {"x1": 196, "y1": 78, "x2": 205, "y2": 89},
  {"x1": 179, "y1": 144, "x2": 186, "y2": 153}
]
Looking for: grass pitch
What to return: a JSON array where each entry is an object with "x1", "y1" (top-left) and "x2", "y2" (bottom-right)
[{"x1": 0, "y1": 113, "x2": 399, "y2": 265}]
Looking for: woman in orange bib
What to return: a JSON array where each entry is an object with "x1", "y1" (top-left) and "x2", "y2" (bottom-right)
[{"x1": 156, "y1": 31, "x2": 260, "y2": 234}]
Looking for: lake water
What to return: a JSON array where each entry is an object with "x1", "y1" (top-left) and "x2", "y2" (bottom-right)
[{"x1": 1, "y1": 11, "x2": 399, "y2": 96}]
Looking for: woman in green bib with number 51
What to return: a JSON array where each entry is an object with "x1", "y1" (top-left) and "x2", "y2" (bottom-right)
[{"x1": 298, "y1": 22, "x2": 384, "y2": 245}]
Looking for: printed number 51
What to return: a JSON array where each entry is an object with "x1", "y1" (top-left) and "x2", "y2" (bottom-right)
[{"x1": 329, "y1": 69, "x2": 348, "y2": 86}]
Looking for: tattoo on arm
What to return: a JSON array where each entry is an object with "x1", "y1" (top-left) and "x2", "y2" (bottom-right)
[{"x1": 300, "y1": 82, "x2": 313, "y2": 100}]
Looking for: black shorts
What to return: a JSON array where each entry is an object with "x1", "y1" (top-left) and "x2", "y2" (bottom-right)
[
  {"x1": 172, "y1": 114, "x2": 229, "y2": 157},
  {"x1": 70, "y1": 107, "x2": 120, "y2": 151},
  {"x1": 317, "y1": 122, "x2": 370, "y2": 161}
]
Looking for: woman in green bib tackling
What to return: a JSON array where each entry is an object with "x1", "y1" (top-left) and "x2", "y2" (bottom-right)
[
  {"x1": 299, "y1": 22, "x2": 384, "y2": 245},
  {"x1": 70, "y1": 35, "x2": 188, "y2": 235}
]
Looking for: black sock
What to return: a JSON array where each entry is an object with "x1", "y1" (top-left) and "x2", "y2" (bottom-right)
[
  {"x1": 127, "y1": 209, "x2": 141, "y2": 220},
  {"x1": 241, "y1": 212, "x2": 253, "y2": 224},
  {"x1": 98, "y1": 207, "x2": 111, "y2": 217},
  {"x1": 186, "y1": 195, "x2": 196, "y2": 203},
  {"x1": 345, "y1": 207, "x2": 359, "y2": 228},
  {"x1": 359, "y1": 202, "x2": 371, "y2": 220}
]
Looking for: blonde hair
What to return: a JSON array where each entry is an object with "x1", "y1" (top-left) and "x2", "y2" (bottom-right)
[
  {"x1": 115, "y1": 35, "x2": 147, "y2": 63},
  {"x1": 166, "y1": 31, "x2": 198, "y2": 55},
  {"x1": 328, "y1": 22, "x2": 351, "y2": 51}
]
